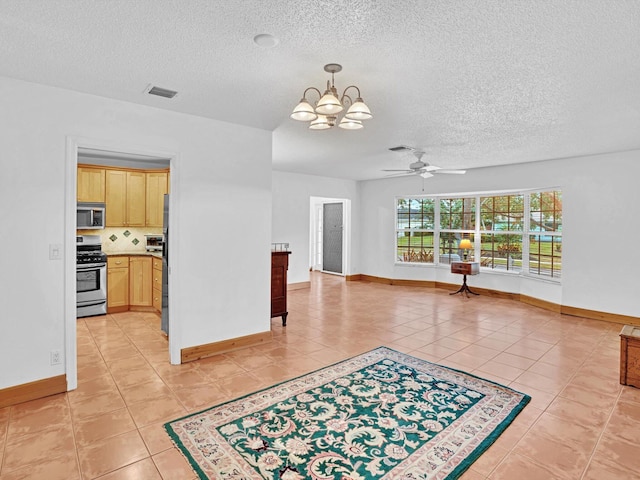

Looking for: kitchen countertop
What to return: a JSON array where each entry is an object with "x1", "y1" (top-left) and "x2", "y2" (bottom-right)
[{"x1": 106, "y1": 251, "x2": 162, "y2": 258}]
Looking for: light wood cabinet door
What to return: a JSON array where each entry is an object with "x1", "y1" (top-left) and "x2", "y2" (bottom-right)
[
  {"x1": 129, "y1": 256, "x2": 152, "y2": 306},
  {"x1": 146, "y1": 172, "x2": 168, "y2": 227},
  {"x1": 152, "y1": 257, "x2": 163, "y2": 313},
  {"x1": 105, "y1": 170, "x2": 127, "y2": 226},
  {"x1": 126, "y1": 171, "x2": 146, "y2": 227},
  {"x1": 152, "y1": 287, "x2": 162, "y2": 313},
  {"x1": 105, "y1": 170, "x2": 147, "y2": 227},
  {"x1": 77, "y1": 167, "x2": 106, "y2": 202},
  {"x1": 107, "y1": 266, "x2": 129, "y2": 310}
]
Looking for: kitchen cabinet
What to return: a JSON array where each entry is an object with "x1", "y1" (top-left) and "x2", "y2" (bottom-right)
[
  {"x1": 107, "y1": 257, "x2": 129, "y2": 313},
  {"x1": 105, "y1": 169, "x2": 146, "y2": 227},
  {"x1": 129, "y1": 256, "x2": 153, "y2": 307},
  {"x1": 152, "y1": 257, "x2": 163, "y2": 313},
  {"x1": 146, "y1": 171, "x2": 168, "y2": 227},
  {"x1": 77, "y1": 166, "x2": 105, "y2": 202}
]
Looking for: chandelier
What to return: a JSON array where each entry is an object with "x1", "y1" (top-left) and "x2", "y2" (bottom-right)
[{"x1": 290, "y1": 63, "x2": 373, "y2": 130}]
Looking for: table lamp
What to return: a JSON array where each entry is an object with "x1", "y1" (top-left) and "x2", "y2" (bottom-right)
[{"x1": 459, "y1": 238, "x2": 473, "y2": 261}]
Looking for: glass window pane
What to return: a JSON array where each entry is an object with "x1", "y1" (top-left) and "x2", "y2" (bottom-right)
[
  {"x1": 397, "y1": 231, "x2": 434, "y2": 263},
  {"x1": 479, "y1": 233, "x2": 522, "y2": 272},
  {"x1": 480, "y1": 194, "x2": 523, "y2": 231},
  {"x1": 440, "y1": 197, "x2": 475, "y2": 230},
  {"x1": 529, "y1": 235, "x2": 561, "y2": 278}
]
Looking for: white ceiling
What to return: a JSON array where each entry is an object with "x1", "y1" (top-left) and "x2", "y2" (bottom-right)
[{"x1": 1, "y1": 1, "x2": 639, "y2": 180}]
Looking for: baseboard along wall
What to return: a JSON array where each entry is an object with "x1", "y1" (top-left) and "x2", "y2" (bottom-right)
[
  {"x1": 0, "y1": 374, "x2": 67, "y2": 409},
  {"x1": 348, "y1": 274, "x2": 639, "y2": 327}
]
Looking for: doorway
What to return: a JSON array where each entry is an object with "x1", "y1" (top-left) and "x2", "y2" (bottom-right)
[
  {"x1": 65, "y1": 137, "x2": 178, "y2": 391},
  {"x1": 322, "y1": 203, "x2": 343, "y2": 274},
  {"x1": 310, "y1": 197, "x2": 350, "y2": 276}
]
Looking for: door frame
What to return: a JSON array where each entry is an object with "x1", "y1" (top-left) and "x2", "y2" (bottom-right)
[
  {"x1": 65, "y1": 136, "x2": 180, "y2": 391},
  {"x1": 309, "y1": 197, "x2": 350, "y2": 277}
]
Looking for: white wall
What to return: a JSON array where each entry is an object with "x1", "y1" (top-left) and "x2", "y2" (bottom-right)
[
  {"x1": 272, "y1": 171, "x2": 359, "y2": 284},
  {"x1": 358, "y1": 152, "x2": 640, "y2": 318},
  {"x1": 0, "y1": 76, "x2": 272, "y2": 390}
]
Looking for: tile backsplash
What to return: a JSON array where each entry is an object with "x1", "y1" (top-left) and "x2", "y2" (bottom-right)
[{"x1": 77, "y1": 227, "x2": 162, "y2": 253}]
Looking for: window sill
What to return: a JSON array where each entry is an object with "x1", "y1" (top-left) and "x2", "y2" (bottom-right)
[{"x1": 394, "y1": 262, "x2": 562, "y2": 284}]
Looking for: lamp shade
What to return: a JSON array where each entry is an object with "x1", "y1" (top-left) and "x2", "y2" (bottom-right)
[
  {"x1": 345, "y1": 97, "x2": 372, "y2": 120},
  {"x1": 309, "y1": 115, "x2": 332, "y2": 130},
  {"x1": 459, "y1": 239, "x2": 473, "y2": 250},
  {"x1": 290, "y1": 99, "x2": 318, "y2": 121},
  {"x1": 338, "y1": 117, "x2": 363, "y2": 130},
  {"x1": 315, "y1": 92, "x2": 343, "y2": 115}
]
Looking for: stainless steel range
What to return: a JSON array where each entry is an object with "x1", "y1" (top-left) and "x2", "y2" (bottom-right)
[{"x1": 76, "y1": 235, "x2": 107, "y2": 318}]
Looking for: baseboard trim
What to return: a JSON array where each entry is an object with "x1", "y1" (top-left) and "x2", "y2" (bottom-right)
[
  {"x1": 0, "y1": 374, "x2": 67, "y2": 409},
  {"x1": 521, "y1": 294, "x2": 562, "y2": 313},
  {"x1": 181, "y1": 330, "x2": 273, "y2": 363},
  {"x1": 354, "y1": 274, "x2": 639, "y2": 325},
  {"x1": 561, "y1": 305, "x2": 640, "y2": 326},
  {"x1": 345, "y1": 274, "x2": 362, "y2": 281},
  {"x1": 288, "y1": 281, "x2": 310, "y2": 291},
  {"x1": 129, "y1": 306, "x2": 158, "y2": 313},
  {"x1": 107, "y1": 305, "x2": 129, "y2": 314}
]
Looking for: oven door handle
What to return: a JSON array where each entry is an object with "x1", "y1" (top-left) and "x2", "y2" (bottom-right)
[
  {"x1": 77, "y1": 299, "x2": 106, "y2": 307},
  {"x1": 77, "y1": 263, "x2": 106, "y2": 271}
]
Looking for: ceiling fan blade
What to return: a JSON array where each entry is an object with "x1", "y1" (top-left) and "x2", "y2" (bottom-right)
[
  {"x1": 420, "y1": 171, "x2": 434, "y2": 179},
  {"x1": 435, "y1": 169, "x2": 466, "y2": 174},
  {"x1": 382, "y1": 169, "x2": 413, "y2": 172},
  {"x1": 384, "y1": 172, "x2": 414, "y2": 177}
]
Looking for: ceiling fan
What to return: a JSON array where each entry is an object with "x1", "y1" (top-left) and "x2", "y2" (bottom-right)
[{"x1": 383, "y1": 145, "x2": 466, "y2": 179}]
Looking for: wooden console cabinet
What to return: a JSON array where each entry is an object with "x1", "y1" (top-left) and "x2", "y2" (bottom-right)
[
  {"x1": 620, "y1": 325, "x2": 640, "y2": 388},
  {"x1": 271, "y1": 251, "x2": 291, "y2": 326}
]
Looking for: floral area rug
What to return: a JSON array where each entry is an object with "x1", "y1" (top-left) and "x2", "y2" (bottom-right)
[{"x1": 164, "y1": 347, "x2": 530, "y2": 479}]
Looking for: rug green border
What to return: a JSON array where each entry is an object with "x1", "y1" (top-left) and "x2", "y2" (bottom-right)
[{"x1": 164, "y1": 346, "x2": 531, "y2": 480}]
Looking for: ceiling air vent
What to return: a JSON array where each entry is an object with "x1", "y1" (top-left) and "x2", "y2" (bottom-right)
[{"x1": 145, "y1": 85, "x2": 178, "y2": 99}]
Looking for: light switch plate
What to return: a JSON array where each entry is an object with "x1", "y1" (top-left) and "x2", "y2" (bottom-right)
[{"x1": 49, "y1": 244, "x2": 62, "y2": 260}]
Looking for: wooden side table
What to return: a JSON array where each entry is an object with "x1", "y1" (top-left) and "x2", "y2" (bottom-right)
[
  {"x1": 620, "y1": 325, "x2": 640, "y2": 388},
  {"x1": 450, "y1": 262, "x2": 480, "y2": 296}
]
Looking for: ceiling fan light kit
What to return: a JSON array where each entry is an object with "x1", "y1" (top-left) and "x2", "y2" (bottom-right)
[{"x1": 290, "y1": 63, "x2": 372, "y2": 130}]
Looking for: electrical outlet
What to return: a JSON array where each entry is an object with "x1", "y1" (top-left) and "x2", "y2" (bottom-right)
[{"x1": 50, "y1": 350, "x2": 62, "y2": 365}]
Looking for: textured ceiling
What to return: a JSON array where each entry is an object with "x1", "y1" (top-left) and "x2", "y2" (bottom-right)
[{"x1": 1, "y1": 1, "x2": 639, "y2": 180}]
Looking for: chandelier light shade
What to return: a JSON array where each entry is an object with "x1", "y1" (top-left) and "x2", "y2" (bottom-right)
[
  {"x1": 345, "y1": 98, "x2": 372, "y2": 120},
  {"x1": 338, "y1": 117, "x2": 363, "y2": 130},
  {"x1": 309, "y1": 115, "x2": 332, "y2": 130},
  {"x1": 291, "y1": 99, "x2": 317, "y2": 121},
  {"x1": 290, "y1": 63, "x2": 372, "y2": 130}
]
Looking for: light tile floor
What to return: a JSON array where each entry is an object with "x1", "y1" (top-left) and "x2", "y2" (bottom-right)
[{"x1": 1, "y1": 272, "x2": 639, "y2": 479}]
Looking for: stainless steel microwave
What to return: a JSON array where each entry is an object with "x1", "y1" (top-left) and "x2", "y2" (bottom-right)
[{"x1": 77, "y1": 202, "x2": 106, "y2": 229}]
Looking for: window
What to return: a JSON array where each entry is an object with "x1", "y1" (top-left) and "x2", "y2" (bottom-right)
[
  {"x1": 439, "y1": 197, "x2": 475, "y2": 263},
  {"x1": 395, "y1": 189, "x2": 562, "y2": 280},
  {"x1": 479, "y1": 194, "x2": 524, "y2": 272},
  {"x1": 529, "y1": 191, "x2": 562, "y2": 278},
  {"x1": 396, "y1": 198, "x2": 435, "y2": 263}
]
